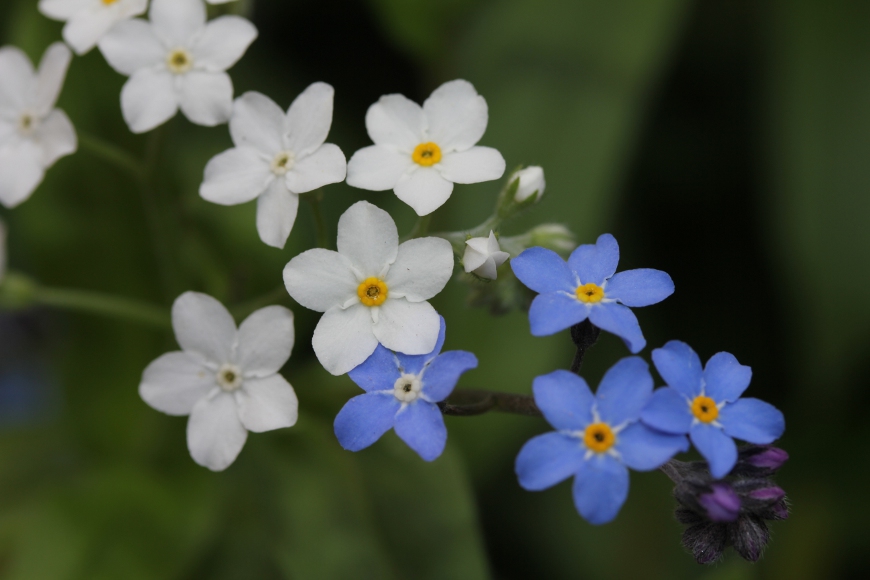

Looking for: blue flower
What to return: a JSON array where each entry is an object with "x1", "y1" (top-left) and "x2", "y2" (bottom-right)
[
  {"x1": 515, "y1": 358, "x2": 689, "y2": 524},
  {"x1": 641, "y1": 341, "x2": 786, "y2": 479},
  {"x1": 334, "y1": 317, "x2": 477, "y2": 461},
  {"x1": 510, "y1": 233, "x2": 674, "y2": 353}
]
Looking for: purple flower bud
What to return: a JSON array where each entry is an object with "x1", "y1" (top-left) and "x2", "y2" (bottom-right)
[
  {"x1": 699, "y1": 483, "x2": 741, "y2": 522},
  {"x1": 744, "y1": 446, "x2": 789, "y2": 470},
  {"x1": 771, "y1": 500, "x2": 789, "y2": 520},
  {"x1": 748, "y1": 486, "x2": 786, "y2": 502}
]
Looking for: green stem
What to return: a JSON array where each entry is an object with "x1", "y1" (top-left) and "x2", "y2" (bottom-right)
[
  {"x1": 33, "y1": 286, "x2": 171, "y2": 329},
  {"x1": 404, "y1": 214, "x2": 432, "y2": 240},
  {"x1": 438, "y1": 389, "x2": 542, "y2": 417},
  {"x1": 231, "y1": 286, "x2": 290, "y2": 320},
  {"x1": 304, "y1": 191, "x2": 329, "y2": 249},
  {"x1": 77, "y1": 132, "x2": 144, "y2": 180}
]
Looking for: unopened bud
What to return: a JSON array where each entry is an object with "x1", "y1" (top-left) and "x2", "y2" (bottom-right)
[
  {"x1": 512, "y1": 166, "x2": 546, "y2": 203},
  {"x1": 463, "y1": 231, "x2": 510, "y2": 280},
  {"x1": 698, "y1": 483, "x2": 740, "y2": 522},
  {"x1": 528, "y1": 224, "x2": 575, "y2": 253}
]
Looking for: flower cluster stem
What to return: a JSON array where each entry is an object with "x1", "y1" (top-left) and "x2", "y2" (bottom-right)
[
  {"x1": 570, "y1": 319, "x2": 601, "y2": 374},
  {"x1": 303, "y1": 190, "x2": 329, "y2": 249},
  {"x1": 33, "y1": 286, "x2": 171, "y2": 329},
  {"x1": 439, "y1": 389, "x2": 542, "y2": 417}
]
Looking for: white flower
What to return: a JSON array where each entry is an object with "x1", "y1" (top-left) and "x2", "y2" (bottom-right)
[
  {"x1": 463, "y1": 231, "x2": 510, "y2": 280},
  {"x1": 98, "y1": 0, "x2": 257, "y2": 134},
  {"x1": 139, "y1": 292, "x2": 298, "y2": 471},
  {"x1": 0, "y1": 43, "x2": 77, "y2": 209},
  {"x1": 38, "y1": 0, "x2": 148, "y2": 56},
  {"x1": 200, "y1": 85, "x2": 347, "y2": 249},
  {"x1": 346, "y1": 79, "x2": 506, "y2": 217},
  {"x1": 512, "y1": 166, "x2": 546, "y2": 203},
  {"x1": 283, "y1": 201, "x2": 454, "y2": 376}
]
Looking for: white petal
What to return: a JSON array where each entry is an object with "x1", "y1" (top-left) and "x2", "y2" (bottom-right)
[
  {"x1": 0, "y1": 47, "x2": 35, "y2": 112},
  {"x1": 393, "y1": 167, "x2": 453, "y2": 216},
  {"x1": 463, "y1": 246, "x2": 488, "y2": 273},
  {"x1": 150, "y1": 0, "x2": 206, "y2": 47},
  {"x1": 179, "y1": 71, "x2": 233, "y2": 127},
  {"x1": 34, "y1": 109, "x2": 77, "y2": 167},
  {"x1": 230, "y1": 91, "x2": 285, "y2": 154},
  {"x1": 284, "y1": 143, "x2": 346, "y2": 194},
  {"x1": 98, "y1": 19, "x2": 165, "y2": 76},
  {"x1": 386, "y1": 238, "x2": 453, "y2": 302},
  {"x1": 256, "y1": 178, "x2": 299, "y2": 249},
  {"x1": 346, "y1": 145, "x2": 412, "y2": 191},
  {"x1": 121, "y1": 68, "x2": 178, "y2": 133},
  {"x1": 172, "y1": 291, "x2": 238, "y2": 364},
  {"x1": 423, "y1": 79, "x2": 488, "y2": 152},
  {"x1": 474, "y1": 257, "x2": 498, "y2": 280},
  {"x1": 237, "y1": 374, "x2": 298, "y2": 432},
  {"x1": 0, "y1": 142, "x2": 45, "y2": 208},
  {"x1": 39, "y1": 0, "x2": 91, "y2": 20},
  {"x1": 283, "y1": 248, "x2": 358, "y2": 312},
  {"x1": 200, "y1": 146, "x2": 272, "y2": 205},
  {"x1": 365, "y1": 93, "x2": 424, "y2": 151},
  {"x1": 437, "y1": 146, "x2": 505, "y2": 184},
  {"x1": 336, "y1": 200, "x2": 399, "y2": 277},
  {"x1": 236, "y1": 305, "x2": 294, "y2": 377},
  {"x1": 139, "y1": 351, "x2": 214, "y2": 416},
  {"x1": 186, "y1": 392, "x2": 247, "y2": 471},
  {"x1": 284, "y1": 82, "x2": 334, "y2": 157},
  {"x1": 34, "y1": 43, "x2": 71, "y2": 116},
  {"x1": 192, "y1": 16, "x2": 257, "y2": 72},
  {"x1": 372, "y1": 298, "x2": 440, "y2": 355},
  {"x1": 63, "y1": 6, "x2": 121, "y2": 55},
  {"x1": 312, "y1": 304, "x2": 379, "y2": 376}
]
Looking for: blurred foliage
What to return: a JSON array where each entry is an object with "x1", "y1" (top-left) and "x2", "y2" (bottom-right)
[{"x1": 1, "y1": 0, "x2": 869, "y2": 578}]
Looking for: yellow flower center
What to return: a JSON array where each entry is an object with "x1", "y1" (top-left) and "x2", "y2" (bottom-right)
[
  {"x1": 102, "y1": 0, "x2": 119, "y2": 5},
  {"x1": 583, "y1": 422, "x2": 616, "y2": 453},
  {"x1": 357, "y1": 277, "x2": 388, "y2": 307},
  {"x1": 166, "y1": 48, "x2": 193, "y2": 74},
  {"x1": 691, "y1": 396, "x2": 719, "y2": 423},
  {"x1": 18, "y1": 113, "x2": 34, "y2": 133},
  {"x1": 575, "y1": 283, "x2": 604, "y2": 304},
  {"x1": 412, "y1": 142, "x2": 442, "y2": 166}
]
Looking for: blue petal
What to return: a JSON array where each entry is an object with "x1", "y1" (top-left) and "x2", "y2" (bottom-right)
[
  {"x1": 690, "y1": 423, "x2": 738, "y2": 479},
  {"x1": 572, "y1": 454, "x2": 629, "y2": 525},
  {"x1": 594, "y1": 356, "x2": 653, "y2": 426},
  {"x1": 651, "y1": 340, "x2": 703, "y2": 398},
  {"x1": 640, "y1": 387, "x2": 693, "y2": 434},
  {"x1": 588, "y1": 302, "x2": 646, "y2": 353},
  {"x1": 515, "y1": 431, "x2": 586, "y2": 491},
  {"x1": 420, "y1": 350, "x2": 478, "y2": 402},
  {"x1": 334, "y1": 393, "x2": 400, "y2": 452},
  {"x1": 605, "y1": 268, "x2": 674, "y2": 307},
  {"x1": 394, "y1": 400, "x2": 447, "y2": 461},
  {"x1": 395, "y1": 315, "x2": 446, "y2": 375},
  {"x1": 719, "y1": 398, "x2": 785, "y2": 444},
  {"x1": 347, "y1": 344, "x2": 401, "y2": 392},
  {"x1": 529, "y1": 292, "x2": 589, "y2": 336},
  {"x1": 617, "y1": 422, "x2": 689, "y2": 471},
  {"x1": 568, "y1": 233, "x2": 620, "y2": 285},
  {"x1": 532, "y1": 370, "x2": 595, "y2": 431},
  {"x1": 511, "y1": 247, "x2": 576, "y2": 294},
  {"x1": 703, "y1": 352, "x2": 752, "y2": 403}
]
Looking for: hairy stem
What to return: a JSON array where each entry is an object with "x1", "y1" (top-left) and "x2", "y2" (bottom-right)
[
  {"x1": 439, "y1": 389, "x2": 542, "y2": 417},
  {"x1": 570, "y1": 319, "x2": 601, "y2": 374}
]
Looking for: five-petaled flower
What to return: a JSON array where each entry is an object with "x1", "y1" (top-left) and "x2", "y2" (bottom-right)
[
  {"x1": 0, "y1": 43, "x2": 77, "y2": 209},
  {"x1": 463, "y1": 230, "x2": 510, "y2": 280},
  {"x1": 139, "y1": 292, "x2": 299, "y2": 471},
  {"x1": 38, "y1": 0, "x2": 148, "y2": 56},
  {"x1": 515, "y1": 358, "x2": 689, "y2": 525},
  {"x1": 283, "y1": 200, "x2": 454, "y2": 376},
  {"x1": 334, "y1": 317, "x2": 477, "y2": 461},
  {"x1": 641, "y1": 340, "x2": 785, "y2": 479},
  {"x1": 510, "y1": 233, "x2": 674, "y2": 353},
  {"x1": 200, "y1": 85, "x2": 347, "y2": 248},
  {"x1": 98, "y1": 0, "x2": 257, "y2": 133},
  {"x1": 346, "y1": 79, "x2": 506, "y2": 216}
]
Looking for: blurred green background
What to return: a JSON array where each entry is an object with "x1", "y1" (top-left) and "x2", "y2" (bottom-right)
[{"x1": 1, "y1": 0, "x2": 867, "y2": 578}]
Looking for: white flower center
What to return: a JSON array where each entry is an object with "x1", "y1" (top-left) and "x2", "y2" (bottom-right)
[
  {"x1": 18, "y1": 112, "x2": 36, "y2": 135},
  {"x1": 393, "y1": 373, "x2": 422, "y2": 403},
  {"x1": 166, "y1": 48, "x2": 194, "y2": 74},
  {"x1": 216, "y1": 363, "x2": 243, "y2": 392},
  {"x1": 271, "y1": 151, "x2": 296, "y2": 175}
]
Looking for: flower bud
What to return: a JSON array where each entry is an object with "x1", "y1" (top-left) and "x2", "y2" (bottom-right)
[
  {"x1": 512, "y1": 166, "x2": 546, "y2": 203},
  {"x1": 742, "y1": 445, "x2": 789, "y2": 471},
  {"x1": 698, "y1": 483, "x2": 740, "y2": 522},
  {"x1": 463, "y1": 231, "x2": 510, "y2": 280},
  {"x1": 527, "y1": 224, "x2": 575, "y2": 253}
]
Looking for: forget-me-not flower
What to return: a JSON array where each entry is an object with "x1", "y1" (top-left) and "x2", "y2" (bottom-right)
[
  {"x1": 334, "y1": 317, "x2": 477, "y2": 461},
  {"x1": 641, "y1": 340, "x2": 785, "y2": 479},
  {"x1": 511, "y1": 233, "x2": 674, "y2": 353},
  {"x1": 38, "y1": 0, "x2": 147, "y2": 56},
  {"x1": 515, "y1": 358, "x2": 688, "y2": 524}
]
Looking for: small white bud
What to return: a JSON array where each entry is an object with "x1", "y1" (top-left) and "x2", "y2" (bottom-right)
[
  {"x1": 512, "y1": 166, "x2": 546, "y2": 203},
  {"x1": 464, "y1": 231, "x2": 511, "y2": 280},
  {"x1": 529, "y1": 224, "x2": 575, "y2": 253}
]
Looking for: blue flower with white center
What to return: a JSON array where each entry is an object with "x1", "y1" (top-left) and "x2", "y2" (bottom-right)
[
  {"x1": 641, "y1": 340, "x2": 786, "y2": 479},
  {"x1": 510, "y1": 233, "x2": 674, "y2": 353},
  {"x1": 334, "y1": 317, "x2": 477, "y2": 461},
  {"x1": 515, "y1": 358, "x2": 689, "y2": 525}
]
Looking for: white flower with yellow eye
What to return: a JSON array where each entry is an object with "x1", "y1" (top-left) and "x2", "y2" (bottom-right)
[
  {"x1": 97, "y1": 0, "x2": 257, "y2": 134},
  {"x1": 346, "y1": 79, "x2": 506, "y2": 216},
  {"x1": 200, "y1": 85, "x2": 347, "y2": 249},
  {"x1": 139, "y1": 292, "x2": 298, "y2": 471},
  {"x1": 283, "y1": 201, "x2": 454, "y2": 376},
  {"x1": 463, "y1": 231, "x2": 510, "y2": 280},
  {"x1": 38, "y1": 0, "x2": 148, "y2": 56},
  {"x1": 0, "y1": 43, "x2": 77, "y2": 209}
]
